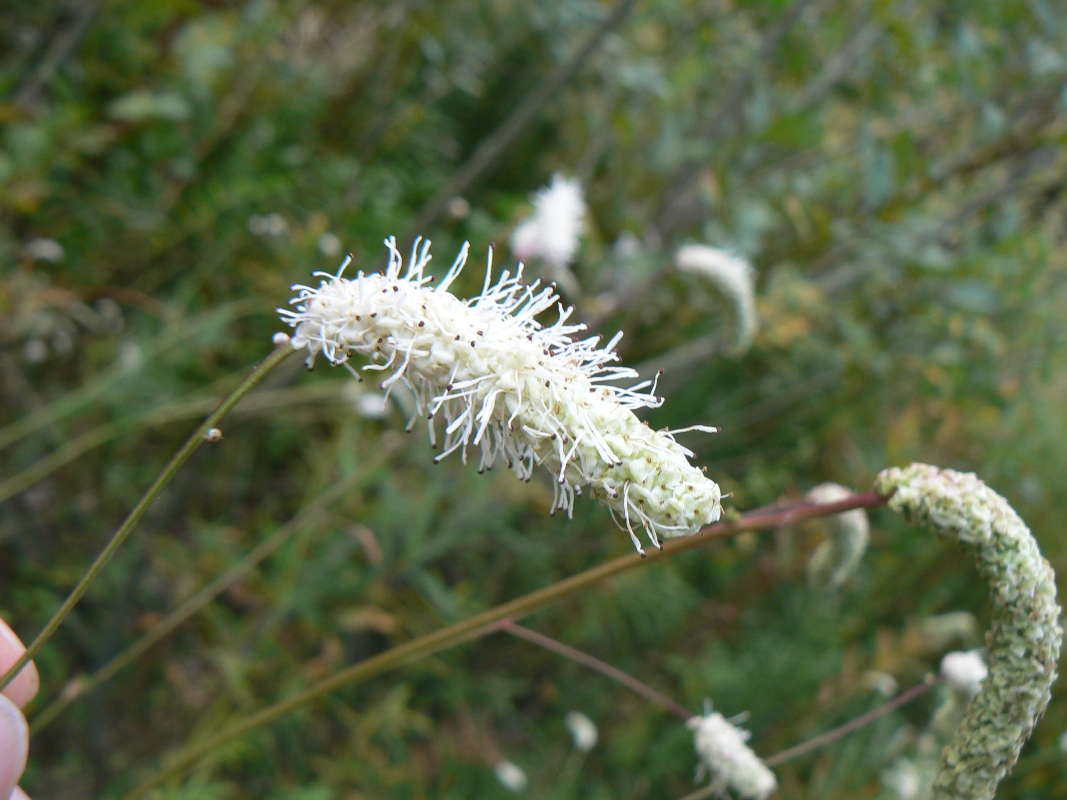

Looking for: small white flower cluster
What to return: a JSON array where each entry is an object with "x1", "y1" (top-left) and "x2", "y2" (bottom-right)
[
  {"x1": 882, "y1": 758, "x2": 924, "y2": 800},
  {"x1": 248, "y1": 213, "x2": 288, "y2": 237},
  {"x1": 674, "y1": 244, "x2": 758, "y2": 354},
  {"x1": 804, "y1": 482, "x2": 870, "y2": 591},
  {"x1": 940, "y1": 650, "x2": 987, "y2": 699},
  {"x1": 494, "y1": 760, "x2": 527, "y2": 792},
  {"x1": 565, "y1": 710, "x2": 598, "y2": 752},
  {"x1": 24, "y1": 237, "x2": 65, "y2": 263},
  {"x1": 511, "y1": 174, "x2": 586, "y2": 293},
  {"x1": 687, "y1": 707, "x2": 777, "y2": 800},
  {"x1": 279, "y1": 238, "x2": 721, "y2": 554},
  {"x1": 5, "y1": 271, "x2": 124, "y2": 365}
]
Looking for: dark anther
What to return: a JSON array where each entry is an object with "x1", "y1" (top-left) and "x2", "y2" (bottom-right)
[{"x1": 418, "y1": 321, "x2": 425, "y2": 327}]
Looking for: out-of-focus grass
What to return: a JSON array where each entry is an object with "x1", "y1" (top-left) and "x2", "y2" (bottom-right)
[{"x1": 1, "y1": 1, "x2": 1064, "y2": 797}]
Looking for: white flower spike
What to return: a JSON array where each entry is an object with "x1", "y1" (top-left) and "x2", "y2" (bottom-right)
[
  {"x1": 687, "y1": 705, "x2": 777, "y2": 800},
  {"x1": 564, "y1": 711, "x2": 598, "y2": 752},
  {"x1": 511, "y1": 174, "x2": 586, "y2": 269},
  {"x1": 494, "y1": 760, "x2": 528, "y2": 792},
  {"x1": 940, "y1": 650, "x2": 988, "y2": 699},
  {"x1": 279, "y1": 238, "x2": 721, "y2": 554},
  {"x1": 675, "y1": 244, "x2": 758, "y2": 354},
  {"x1": 876, "y1": 463, "x2": 1062, "y2": 800},
  {"x1": 804, "y1": 482, "x2": 870, "y2": 591}
]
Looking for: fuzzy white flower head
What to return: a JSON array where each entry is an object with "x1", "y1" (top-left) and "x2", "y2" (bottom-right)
[
  {"x1": 675, "y1": 244, "x2": 758, "y2": 354},
  {"x1": 279, "y1": 237, "x2": 721, "y2": 554},
  {"x1": 511, "y1": 174, "x2": 586, "y2": 269},
  {"x1": 940, "y1": 650, "x2": 988, "y2": 699},
  {"x1": 494, "y1": 760, "x2": 528, "y2": 792},
  {"x1": 564, "y1": 711, "x2": 598, "y2": 752},
  {"x1": 687, "y1": 706, "x2": 777, "y2": 800}
]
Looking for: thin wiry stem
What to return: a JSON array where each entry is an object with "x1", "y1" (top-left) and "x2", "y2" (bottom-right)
[
  {"x1": 763, "y1": 677, "x2": 942, "y2": 767},
  {"x1": 122, "y1": 490, "x2": 886, "y2": 798},
  {"x1": 498, "y1": 619, "x2": 694, "y2": 720},
  {"x1": 654, "y1": 0, "x2": 820, "y2": 237},
  {"x1": 29, "y1": 437, "x2": 400, "y2": 733},
  {"x1": 0, "y1": 299, "x2": 259, "y2": 453},
  {"x1": 0, "y1": 382, "x2": 344, "y2": 505},
  {"x1": 0, "y1": 343, "x2": 294, "y2": 691},
  {"x1": 674, "y1": 677, "x2": 942, "y2": 800}
]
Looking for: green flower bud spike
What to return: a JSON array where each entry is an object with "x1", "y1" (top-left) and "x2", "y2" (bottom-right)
[{"x1": 875, "y1": 464, "x2": 1062, "y2": 800}]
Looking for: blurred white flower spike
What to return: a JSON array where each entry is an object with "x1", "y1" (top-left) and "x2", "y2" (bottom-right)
[
  {"x1": 494, "y1": 761, "x2": 528, "y2": 792},
  {"x1": 804, "y1": 482, "x2": 870, "y2": 591},
  {"x1": 687, "y1": 705, "x2": 777, "y2": 800},
  {"x1": 940, "y1": 650, "x2": 988, "y2": 699},
  {"x1": 511, "y1": 174, "x2": 587, "y2": 293},
  {"x1": 675, "y1": 244, "x2": 757, "y2": 354},
  {"x1": 565, "y1": 711, "x2": 598, "y2": 752},
  {"x1": 279, "y1": 238, "x2": 721, "y2": 554}
]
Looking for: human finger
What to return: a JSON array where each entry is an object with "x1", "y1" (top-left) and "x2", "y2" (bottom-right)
[
  {"x1": 0, "y1": 621, "x2": 39, "y2": 709},
  {"x1": 0, "y1": 693, "x2": 29, "y2": 799}
]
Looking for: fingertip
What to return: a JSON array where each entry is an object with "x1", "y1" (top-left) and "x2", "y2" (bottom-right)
[
  {"x1": 0, "y1": 694, "x2": 28, "y2": 799},
  {"x1": 12, "y1": 786, "x2": 30, "y2": 800},
  {"x1": 0, "y1": 622, "x2": 39, "y2": 709}
]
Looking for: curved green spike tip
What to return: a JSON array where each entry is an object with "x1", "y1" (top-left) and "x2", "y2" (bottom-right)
[{"x1": 875, "y1": 464, "x2": 1062, "y2": 800}]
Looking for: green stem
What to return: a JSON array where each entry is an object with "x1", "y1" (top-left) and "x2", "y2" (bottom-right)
[
  {"x1": 0, "y1": 381, "x2": 344, "y2": 506},
  {"x1": 499, "y1": 620, "x2": 694, "y2": 720},
  {"x1": 0, "y1": 299, "x2": 259, "y2": 453},
  {"x1": 0, "y1": 344, "x2": 294, "y2": 692},
  {"x1": 123, "y1": 490, "x2": 885, "y2": 798},
  {"x1": 29, "y1": 437, "x2": 401, "y2": 733}
]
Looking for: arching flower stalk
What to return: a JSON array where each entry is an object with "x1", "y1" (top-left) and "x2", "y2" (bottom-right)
[
  {"x1": 687, "y1": 703, "x2": 778, "y2": 800},
  {"x1": 804, "y1": 482, "x2": 870, "y2": 591},
  {"x1": 674, "y1": 244, "x2": 758, "y2": 355},
  {"x1": 279, "y1": 237, "x2": 722, "y2": 554},
  {"x1": 875, "y1": 464, "x2": 1062, "y2": 800}
]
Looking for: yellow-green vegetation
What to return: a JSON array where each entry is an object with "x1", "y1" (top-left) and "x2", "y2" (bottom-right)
[{"x1": 1, "y1": 1, "x2": 1065, "y2": 798}]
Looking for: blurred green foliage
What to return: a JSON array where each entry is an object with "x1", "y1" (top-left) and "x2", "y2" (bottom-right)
[{"x1": 1, "y1": 0, "x2": 1065, "y2": 797}]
